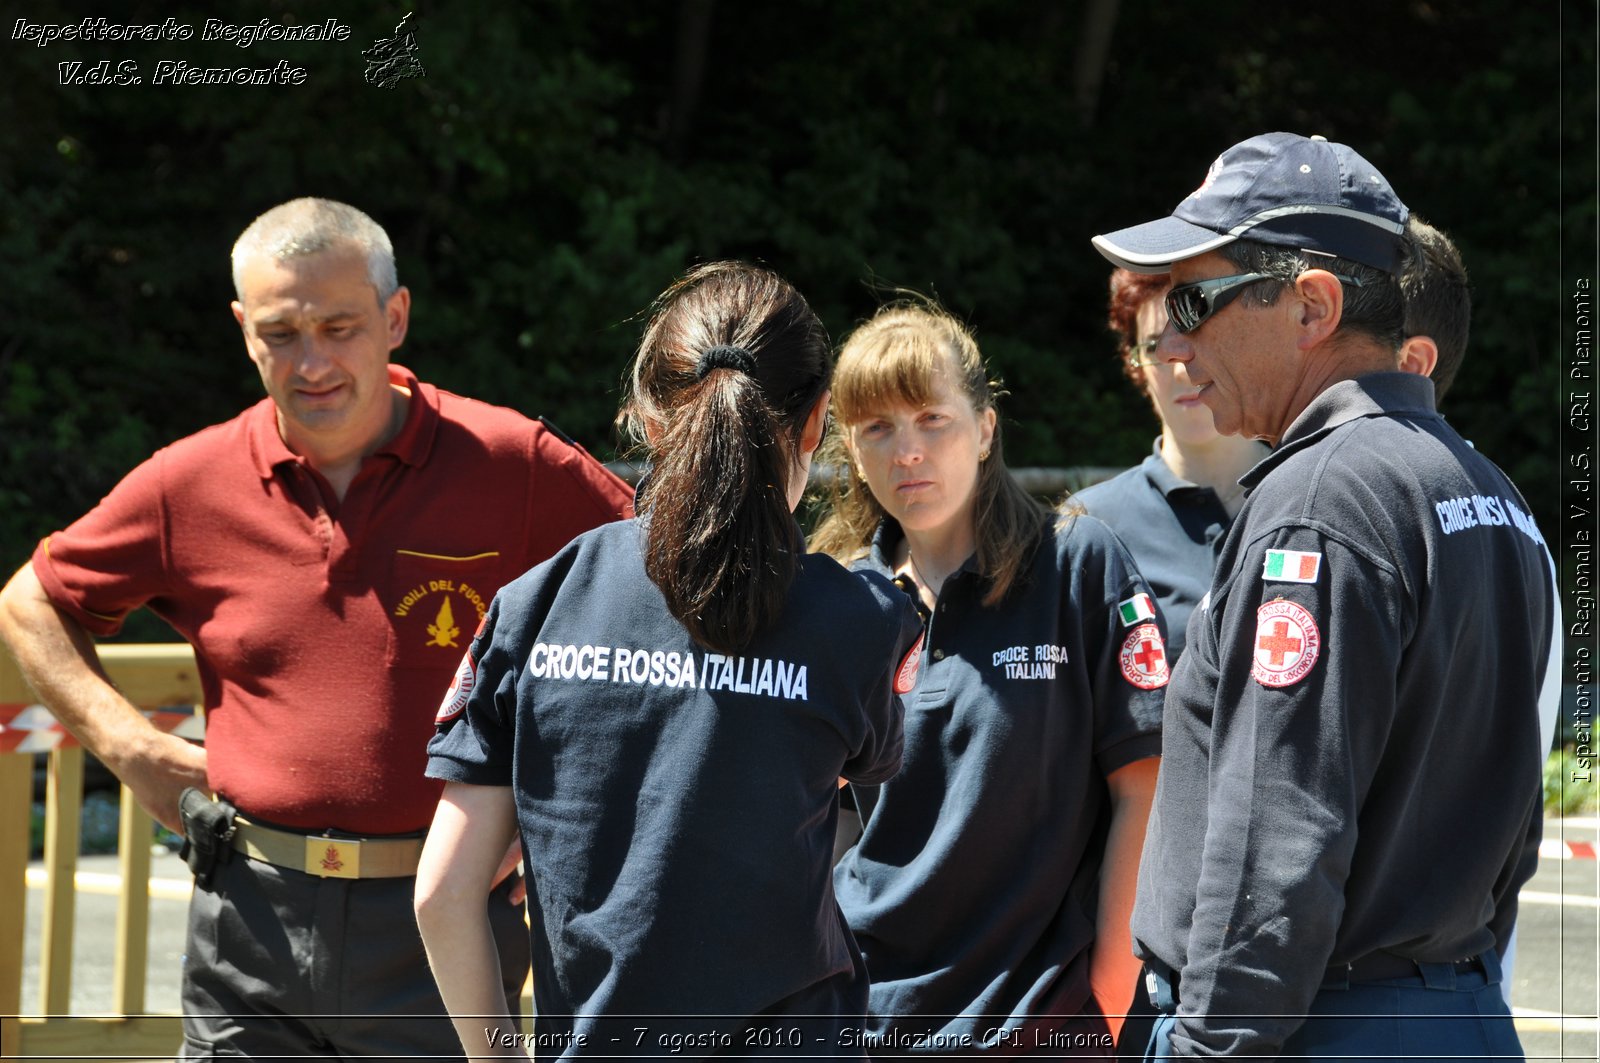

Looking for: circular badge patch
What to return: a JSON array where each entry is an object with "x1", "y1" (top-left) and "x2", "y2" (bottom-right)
[
  {"x1": 1119, "y1": 623, "x2": 1170, "y2": 690},
  {"x1": 1252, "y1": 599, "x2": 1321, "y2": 688},
  {"x1": 894, "y1": 633, "x2": 925, "y2": 695},
  {"x1": 435, "y1": 649, "x2": 477, "y2": 724}
]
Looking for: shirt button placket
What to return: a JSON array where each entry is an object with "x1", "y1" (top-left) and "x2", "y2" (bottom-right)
[{"x1": 926, "y1": 576, "x2": 958, "y2": 663}]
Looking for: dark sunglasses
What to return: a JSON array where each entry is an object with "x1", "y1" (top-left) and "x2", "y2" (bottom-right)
[
  {"x1": 1166, "y1": 269, "x2": 1367, "y2": 334},
  {"x1": 1164, "y1": 272, "x2": 1273, "y2": 334}
]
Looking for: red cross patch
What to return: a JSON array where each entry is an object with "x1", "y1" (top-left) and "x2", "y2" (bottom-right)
[
  {"x1": 894, "y1": 634, "x2": 925, "y2": 695},
  {"x1": 435, "y1": 648, "x2": 477, "y2": 724},
  {"x1": 1252, "y1": 599, "x2": 1321, "y2": 688},
  {"x1": 1119, "y1": 623, "x2": 1170, "y2": 690}
]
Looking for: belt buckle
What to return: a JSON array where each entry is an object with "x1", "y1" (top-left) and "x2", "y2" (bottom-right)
[{"x1": 306, "y1": 835, "x2": 361, "y2": 878}]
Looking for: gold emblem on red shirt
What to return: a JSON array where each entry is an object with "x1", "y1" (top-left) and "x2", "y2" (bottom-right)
[
  {"x1": 426, "y1": 597, "x2": 461, "y2": 648},
  {"x1": 391, "y1": 567, "x2": 487, "y2": 654}
]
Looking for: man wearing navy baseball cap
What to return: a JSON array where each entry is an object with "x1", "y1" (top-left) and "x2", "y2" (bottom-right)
[{"x1": 1094, "y1": 133, "x2": 1552, "y2": 1061}]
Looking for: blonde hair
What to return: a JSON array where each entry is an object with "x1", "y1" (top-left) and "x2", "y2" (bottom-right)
[{"x1": 810, "y1": 301, "x2": 1046, "y2": 607}]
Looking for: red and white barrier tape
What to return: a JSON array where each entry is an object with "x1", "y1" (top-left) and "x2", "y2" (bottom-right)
[
  {"x1": 1538, "y1": 839, "x2": 1598, "y2": 860},
  {"x1": 0, "y1": 702, "x2": 203, "y2": 754}
]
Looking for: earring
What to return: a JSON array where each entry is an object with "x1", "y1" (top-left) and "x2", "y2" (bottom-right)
[{"x1": 979, "y1": 448, "x2": 991, "y2": 462}]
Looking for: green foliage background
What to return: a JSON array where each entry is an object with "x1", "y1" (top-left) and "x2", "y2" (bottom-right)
[{"x1": 0, "y1": 0, "x2": 1588, "y2": 636}]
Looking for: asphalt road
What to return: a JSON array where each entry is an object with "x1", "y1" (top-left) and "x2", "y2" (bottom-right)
[
  {"x1": 19, "y1": 820, "x2": 1600, "y2": 1060},
  {"x1": 1509, "y1": 817, "x2": 1600, "y2": 1062}
]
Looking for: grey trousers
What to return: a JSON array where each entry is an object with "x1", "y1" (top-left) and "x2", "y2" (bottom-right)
[{"x1": 179, "y1": 852, "x2": 529, "y2": 1059}]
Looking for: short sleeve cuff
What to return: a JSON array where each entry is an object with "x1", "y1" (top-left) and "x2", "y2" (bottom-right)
[
  {"x1": 1096, "y1": 731, "x2": 1162, "y2": 778},
  {"x1": 423, "y1": 751, "x2": 510, "y2": 787},
  {"x1": 31, "y1": 538, "x2": 129, "y2": 638}
]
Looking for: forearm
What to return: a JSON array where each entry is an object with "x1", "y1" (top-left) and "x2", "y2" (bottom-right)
[
  {"x1": 1091, "y1": 757, "x2": 1158, "y2": 1039},
  {"x1": 418, "y1": 905, "x2": 524, "y2": 1059},
  {"x1": 0, "y1": 564, "x2": 205, "y2": 830},
  {"x1": 416, "y1": 782, "x2": 524, "y2": 1059}
]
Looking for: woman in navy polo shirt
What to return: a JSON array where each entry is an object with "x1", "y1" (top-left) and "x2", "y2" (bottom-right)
[
  {"x1": 812, "y1": 302, "x2": 1167, "y2": 1056},
  {"x1": 414, "y1": 262, "x2": 923, "y2": 1058},
  {"x1": 1074, "y1": 269, "x2": 1269, "y2": 664}
]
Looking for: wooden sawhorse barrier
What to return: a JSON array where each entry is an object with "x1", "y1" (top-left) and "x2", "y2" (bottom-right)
[{"x1": 0, "y1": 643, "x2": 201, "y2": 1061}]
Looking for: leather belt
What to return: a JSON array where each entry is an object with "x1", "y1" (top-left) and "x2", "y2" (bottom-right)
[
  {"x1": 1326, "y1": 952, "x2": 1485, "y2": 986},
  {"x1": 1147, "y1": 953, "x2": 1487, "y2": 1007},
  {"x1": 232, "y1": 815, "x2": 424, "y2": 879}
]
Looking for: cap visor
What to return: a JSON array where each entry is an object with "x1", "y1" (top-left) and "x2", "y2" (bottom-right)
[{"x1": 1091, "y1": 217, "x2": 1237, "y2": 273}]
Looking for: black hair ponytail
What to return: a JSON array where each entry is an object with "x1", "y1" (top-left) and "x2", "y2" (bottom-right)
[{"x1": 621, "y1": 263, "x2": 830, "y2": 652}]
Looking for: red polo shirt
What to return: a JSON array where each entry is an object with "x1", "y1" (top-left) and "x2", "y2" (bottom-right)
[{"x1": 33, "y1": 365, "x2": 632, "y2": 833}]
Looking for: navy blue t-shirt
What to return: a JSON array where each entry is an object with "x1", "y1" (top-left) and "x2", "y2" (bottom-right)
[
  {"x1": 1074, "y1": 440, "x2": 1233, "y2": 665},
  {"x1": 428, "y1": 519, "x2": 923, "y2": 1053},
  {"x1": 834, "y1": 515, "x2": 1167, "y2": 1053}
]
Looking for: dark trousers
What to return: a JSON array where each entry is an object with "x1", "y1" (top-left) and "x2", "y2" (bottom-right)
[
  {"x1": 1114, "y1": 979, "x2": 1157, "y2": 1061},
  {"x1": 179, "y1": 853, "x2": 530, "y2": 1059},
  {"x1": 1142, "y1": 953, "x2": 1523, "y2": 1062}
]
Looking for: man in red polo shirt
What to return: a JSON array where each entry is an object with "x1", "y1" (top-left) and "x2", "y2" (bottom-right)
[{"x1": 0, "y1": 198, "x2": 633, "y2": 1059}]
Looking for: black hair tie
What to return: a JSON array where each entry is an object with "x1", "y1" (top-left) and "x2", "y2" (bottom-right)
[{"x1": 695, "y1": 344, "x2": 757, "y2": 380}]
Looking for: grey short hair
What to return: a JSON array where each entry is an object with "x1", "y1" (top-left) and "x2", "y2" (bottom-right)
[
  {"x1": 231, "y1": 198, "x2": 398, "y2": 304},
  {"x1": 1218, "y1": 238, "x2": 1407, "y2": 351}
]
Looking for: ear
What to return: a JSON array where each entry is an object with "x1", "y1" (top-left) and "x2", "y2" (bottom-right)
[
  {"x1": 977, "y1": 405, "x2": 997, "y2": 455},
  {"x1": 384, "y1": 286, "x2": 412, "y2": 350},
  {"x1": 1293, "y1": 269, "x2": 1345, "y2": 351},
  {"x1": 798, "y1": 390, "x2": 832, "y2": 457},
  {"x1": 1398, "y1": 335, "x2": 1439, "y2": 379},
  {"x1": 232, "y1": 300, "x2": 264, "y2": 371}
]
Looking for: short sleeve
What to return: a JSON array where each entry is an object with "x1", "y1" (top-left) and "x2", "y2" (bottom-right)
[
  {"x1": 425, "y1": 593, "x2": 518, "y2": 786},
  {"x1": 841, "y1": 583, "x2": 921, "y2": 785},
  {"x1": 1075, "y1": 517, "x2": 1167, "y2": 776},
  {"x1": 31, "y1": 451, "x2": 171, "y2": 637}
]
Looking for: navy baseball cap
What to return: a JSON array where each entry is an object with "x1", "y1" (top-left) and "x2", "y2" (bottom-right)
[{"x1": 1092, "y1": 132, "x2": 1409, "y2": 275}]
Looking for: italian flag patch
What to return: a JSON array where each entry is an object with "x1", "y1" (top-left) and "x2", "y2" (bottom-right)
[
  {"x1": 1263, "y1": 549, "x2": 1322, "y2": 583},
  {"x1": 1117, "y1": 593, "x2": 1156, "y2": 627}
]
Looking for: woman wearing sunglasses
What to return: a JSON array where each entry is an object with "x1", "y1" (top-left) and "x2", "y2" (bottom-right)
[
  {"x1": 1074, "y1": 270, "x2": 1269, "y2": 666},
  {"x1": 813, "y1": 301, "x2": 1167, "y2": 1055}
]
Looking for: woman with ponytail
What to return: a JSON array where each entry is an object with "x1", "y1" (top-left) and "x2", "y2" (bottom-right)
[{"x1": 414, "y1": 262, "x2": 923, "y2": 1057}]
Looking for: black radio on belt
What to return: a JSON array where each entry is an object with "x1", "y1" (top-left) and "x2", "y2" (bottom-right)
[{"x1": 178, "y1": 787, "x2": 236, "y2": 890}]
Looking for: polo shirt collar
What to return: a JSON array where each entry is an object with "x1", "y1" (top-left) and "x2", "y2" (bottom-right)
[
  {"x1": 247, "y1": 363, "x2": 438, "y2": 479},
  {"x1": 1241, "y1": 371, "x2": 1437, "y2": 489},
  {"x1": 1140, "y1": 438, "x2": 1207, "y2": 501},
  {"x1": 865, "y1": 518, "x2": 982, "y2": 581},
  {"x1": 864, "y1": 520, "x2": 898, "y2": 575},
  {"x1": 376, "y1": 364, "x2": 438, "y2": 469}
]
